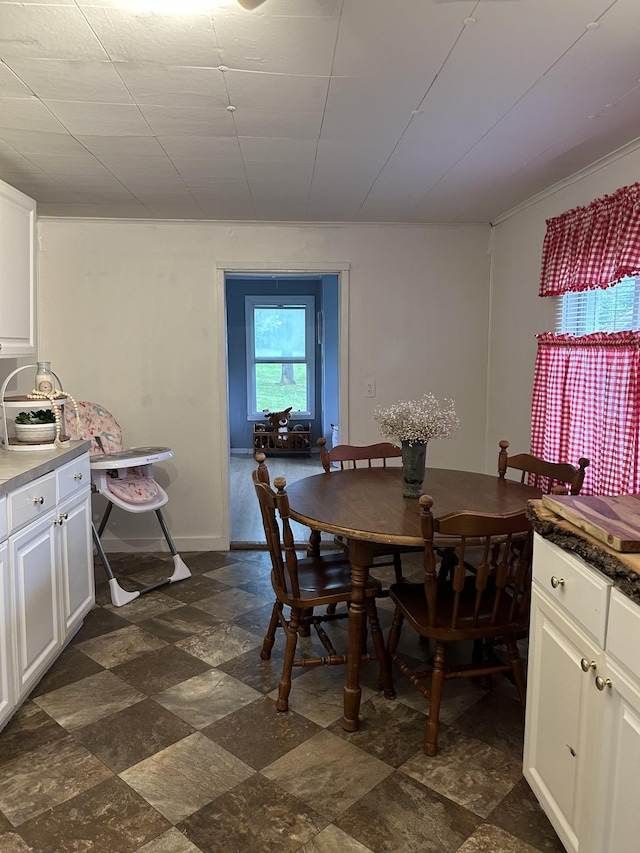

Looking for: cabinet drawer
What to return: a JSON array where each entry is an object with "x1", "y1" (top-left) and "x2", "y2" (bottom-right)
[
  {"x1": 56, "y1": 454, "x2": 90, "y2": 502},
  {"x1": 606, "y1": 588, "x2": 640, "y2": 678},
  {"x1": 8, "y1": 472, "x2": 57, "y2": 534},
  {"x1": 533, "y1": 534, "x2": 612, "y2": 647},
  {"x1": 0, "y1": 496, "x2": 6, "y2": 542}
]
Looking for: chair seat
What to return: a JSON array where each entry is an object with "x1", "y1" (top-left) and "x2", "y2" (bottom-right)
[
  {"x1": 389, "y1": 579, "x2": 526, "y2": 641},
  {"x1": 275, "y1": 552, "x2": 382, "y2": 606},
  {"x1": 107, "y1": 475, "x2": 161, "y2": 504}
]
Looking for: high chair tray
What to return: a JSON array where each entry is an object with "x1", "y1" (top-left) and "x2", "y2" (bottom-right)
[{"x1": 90, "y1": 446, "x2": 173, "y2": 469}]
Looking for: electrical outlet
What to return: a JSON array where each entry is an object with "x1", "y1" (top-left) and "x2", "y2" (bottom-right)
[{"x1": 365, "y1": 379, "x2": 376, "y2": 397}]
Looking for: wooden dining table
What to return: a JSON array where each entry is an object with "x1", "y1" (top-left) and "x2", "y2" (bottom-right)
[{"x1": 284, "y1": 466, "x2": 542, "y2": 731}]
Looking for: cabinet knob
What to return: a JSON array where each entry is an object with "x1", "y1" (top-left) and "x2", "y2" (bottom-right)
[
  {"x1": 33, "y1": 496, "x2": 44, "y2": 505},
  {"x1": 550, "y1": 576, "x2": 565, "y2": 589},
  {"x1": 580, "y1": 658, "x2": 596, "y2": 672},
  {"x1": 595, "y1": 676, "x2": 612, "y2": 691},
  {"x1": 73, "y1": 473, "x2": 83, "y2": 480}
]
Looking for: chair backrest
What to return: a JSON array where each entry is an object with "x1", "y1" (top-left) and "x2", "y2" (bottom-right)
[
  {"x1": 64, "y1": 401, "x2": 124, "y2": 454},
  {"x1": 252, "y1": 473, "x2": 302, "y2": 599},
  {"x1": 498, "y1": 439, "x2": 589, "y2": 495},
  {"x1": 419, "y1": 494, "x2": 533, "y2": 637},
  {"x1": 317, "y1": 436, "x2": 402, "y2": 473}
]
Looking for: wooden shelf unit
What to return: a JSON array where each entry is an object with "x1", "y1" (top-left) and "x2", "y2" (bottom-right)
[{"x1": 253, "y1": 425, "x2": 311, "y2": 453}]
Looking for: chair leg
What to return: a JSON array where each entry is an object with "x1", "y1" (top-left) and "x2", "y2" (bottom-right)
[
  {"x1": 261, "y1": 600, "x2": 282, "y2": 660},
  {"x1": 506, "y1": 638, "x2": 527, "y2": 708},
  {"x1": 392, "y1": 552, "x2": 405, "y2": 583},
  {"x1": 386, "y1": 608, "x2": 404, "y2": 660},
  {"x1": 424, "y1": 641, "x2": 447, "y2": 756},
  {"x1": 277, "y1": 608, "x2": 300, "y2": 712},
  {"x1": 365, "y1": 600, "x2": 395, "y2": 698}
]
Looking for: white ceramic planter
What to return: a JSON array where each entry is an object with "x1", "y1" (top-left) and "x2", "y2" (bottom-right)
[{"x1": 14, "y1": 422, "x2": 56, "y2": 443}]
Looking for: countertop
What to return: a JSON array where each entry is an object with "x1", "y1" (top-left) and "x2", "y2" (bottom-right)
[
  {"x1": 528, "y1": 499, "x2": 640, "y2": 606},
  {"x1": 0, "y1": 441, "x2": 90, "y2": 497}
]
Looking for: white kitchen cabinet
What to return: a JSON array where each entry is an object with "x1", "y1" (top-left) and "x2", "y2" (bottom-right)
[
  {"x1": 0, "y1": 537, "x2": 13, "y2": 731},
  {"x1": 524, "y1": 583, "x2": 604, "y2": 853},
  {"x1": 0, "y1": 179, "x2": 36, "y2": 357},
  {"x1": 524, "y1": 534, "x2": 640, "y2": 853},
  {"x1": 0, "y1": 447, "x2": 93, "y2": 730},
  {"x1": 57, "y1": 488, "x2": 93, "y2": 636},
  {"x1": 10, "y1": 506, "x2": 60, "y2": 698},
  {"x1": 589, "y1": 589, "x2": 640, "y2": 853}
]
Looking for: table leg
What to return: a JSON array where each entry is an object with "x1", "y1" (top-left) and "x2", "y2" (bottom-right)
[
  {"x1": 306, "y1": 528, "x2": 321, "y2": 557},
  {"x1": 343, "y1": 539, "x2": 374, "y2": 731}
]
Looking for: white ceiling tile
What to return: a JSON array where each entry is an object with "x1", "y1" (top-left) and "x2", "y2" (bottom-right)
[
  {"x1": 225, "y1": 70, "x2": 329, "y2": 114},
  {"x1": 115, "y1": 63, "x2": 228, "y2": 108},
  {"x1": 80, "y1": 7, "x2": 220, "y2": 66},
  {"x1": 43, "y1": 100, "x2": 152, "y2": 135},
  {"x1": 158, "y1": 135, "x2": 241, "y2": 160},
  {"x1": 37, "y1": 202, "x2": 152, "y2": 217},
  {"x1": 0, "y1": 61, "x2": 33, "y2": 97},
  {"x1": 0, "y1": 6, "x2": 107, "y2": 60},
  {"x1": 173, "y1": 160, "x2": 246, "y2": 181},
  {"x1": 213, "y1": 10, "x2": 339, "y2": 75},
  {"x1": 0, "y1": 98, "x2": 67, "y2": 133},
  {"x1": 331, "y1": 0, "x2": 475, "y2": 77},
  {"x1": 237, "y1": 136, "x2": 317, "y2": 162},
  {"x1": 0, "y1": 0, "x2": 639, "y2": 222},
  {"x1": 243, "y1": 160, "x2": 313, "y2": 183},
  {"x1": 5, "y1": 59, "x2": 134, "y2": 103},
  {"x1": 76, "y1": 134, "x2": 168, "y2": 158},
  {"x1": 138, "y1": 104, "x2": 234, "y2": 137},
  {"x1": 232, "y1": 107, "x2": 322, "y2": 139},
  {"x1": 22, "y1": 152, "x2": 113, "y2": 176},
  {"x1": 0, "y1": 129, "x2": 93, "y2": 155}
]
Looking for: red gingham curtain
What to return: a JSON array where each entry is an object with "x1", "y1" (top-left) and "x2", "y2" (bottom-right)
[
  {"x1": 531, "y1": 332, "x2": 640, "y2": 495},
  {"x1": 539, "y1": 183, "x2": 640, "y2": 297}
]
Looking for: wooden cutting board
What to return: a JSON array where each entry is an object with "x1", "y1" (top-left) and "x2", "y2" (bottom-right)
[{"x1": 541, "y1": 493, "x2": 640, "y2": 552}]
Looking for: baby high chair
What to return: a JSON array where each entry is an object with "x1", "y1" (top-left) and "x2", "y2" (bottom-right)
[{"x1": 65, "y1": 401, "x2": 191, "y2": 607}]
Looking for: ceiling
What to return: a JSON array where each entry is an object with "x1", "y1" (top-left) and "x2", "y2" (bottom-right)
[{"x1": 1, "y1": 0, "x2": 639, "y2": 223}]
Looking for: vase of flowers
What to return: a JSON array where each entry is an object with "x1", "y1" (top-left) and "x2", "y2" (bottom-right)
[{"x1": 374, "y1": 393, "x2": 460, "y2": 498}]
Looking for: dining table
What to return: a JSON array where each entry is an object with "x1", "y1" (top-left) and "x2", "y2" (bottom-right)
[{"x1": 284, "y1": 465, "x2": 543, "y2": 731}]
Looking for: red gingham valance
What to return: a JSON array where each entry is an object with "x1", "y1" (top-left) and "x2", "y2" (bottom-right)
[{"x1": 539, "y1": 183, "x2": 640, "y2": 297}]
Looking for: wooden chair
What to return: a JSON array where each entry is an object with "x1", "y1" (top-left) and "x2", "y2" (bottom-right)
[
  {"x1": 386, "y1": 495, "x2": 533, "y2": 756},
  {"x1": 253, "y1": 466, "x2": 393, "y2": 711},
  {"x1": 498, "y1": 439, "x2": 589, "y2": 495},
  {"x1": 317, "y1": 437, "x2": 420, "y2": 583}
]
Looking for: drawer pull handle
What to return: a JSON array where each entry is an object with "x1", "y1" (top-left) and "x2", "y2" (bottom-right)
[
  {"x1": 33, "y1": 496, "x2": 44, "y2": 505},
  {"x1": 550, "y1": 576, "x2": 565, "y2": 589},
  {"x1": 581, "y1": 658, "x2": 596, "y2": 673},
  {"x1": 73, "y1": 473, "x2": 83, "y2": 480},
  {"x1": 595, "y1": 676, "x2": 612, "y2": 691}
]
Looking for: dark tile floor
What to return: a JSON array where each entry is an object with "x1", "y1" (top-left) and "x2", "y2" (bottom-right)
[{"x1": 0, "y1": 551, "x2": 565, "y2": 853}]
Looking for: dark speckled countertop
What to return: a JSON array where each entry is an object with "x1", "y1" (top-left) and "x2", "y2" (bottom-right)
[{"x1": 528, "y1": 499, "x2": 640, "y2": 606}]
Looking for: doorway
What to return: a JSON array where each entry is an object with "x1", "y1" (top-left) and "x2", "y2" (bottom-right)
[{"x1": 225, "y1": 272, "x2": 340, "y2": 545}]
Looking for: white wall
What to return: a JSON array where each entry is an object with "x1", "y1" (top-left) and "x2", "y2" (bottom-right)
[
  {"x1": 487, "y1": 140, "x2": 640, "y2": 469},
  {"x1": 36, "y1": 219, "x2": 490, "y2": 550}
]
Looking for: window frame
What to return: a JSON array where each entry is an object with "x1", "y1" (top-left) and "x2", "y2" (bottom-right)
[
  {"x1": 557, "y1": 275, "x2": 640, "y2": 334},
  {"x1": 245, "y1": 295, "x2": 316, "y2": 421}
]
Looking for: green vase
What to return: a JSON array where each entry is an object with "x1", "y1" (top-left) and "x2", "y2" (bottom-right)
[{"x1": 401, "y1": 440, "x2": 427, "y2": 498}]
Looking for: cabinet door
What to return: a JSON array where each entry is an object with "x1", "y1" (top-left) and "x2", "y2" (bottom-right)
[
  {"x1": 0, "y1": 180, "x2": 36, "y2": 357},
  {"x1": 588, "y1": 658, "x2": 640, "y2": 853},
  {"x1": 10, "y1": 510, "x2": 60, "y2": 699},
  {"x1": 523, "y1": 585, "x2": 603, "y2": 853},
  {"x1": 58, "y1": 490, "x2": 94, "y2": 635},
  {"x1": 0, "y1": 540, "x2": 14, "y2": 729}
]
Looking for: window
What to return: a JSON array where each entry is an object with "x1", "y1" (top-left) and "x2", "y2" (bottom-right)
[
  {"x1": 558, "y1": 275, "x2": 640, "y2": 333},
  {"x1": 245, "y1": 296, "x2": 316, "y2": 419}
]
